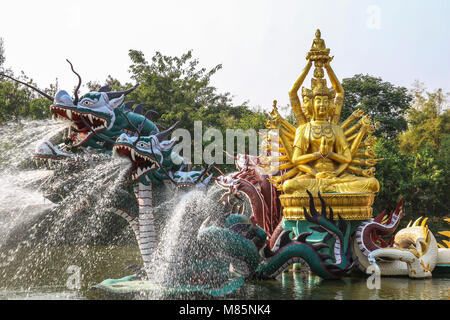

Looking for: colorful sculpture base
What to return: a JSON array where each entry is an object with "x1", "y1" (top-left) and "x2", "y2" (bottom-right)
[
  {"x1": 280, "y1": 192, "x2": 374, "y2": 220},
  {"x1": 282, "y1": 218, "x2": 363, "y2": 243}
]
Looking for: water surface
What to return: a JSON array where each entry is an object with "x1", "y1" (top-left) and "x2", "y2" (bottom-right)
[{"x1": 1, "y1": 246, "x2": 448, "y2": 300}]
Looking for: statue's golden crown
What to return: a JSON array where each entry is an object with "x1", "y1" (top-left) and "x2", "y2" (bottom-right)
[{"x1": 302, "y1": 78, "x2": 335, "y2": 99}]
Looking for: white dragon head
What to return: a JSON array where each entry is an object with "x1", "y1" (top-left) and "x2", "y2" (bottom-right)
[{"x1": 368, "y1": 217, "x2": 438, "y2": 278}]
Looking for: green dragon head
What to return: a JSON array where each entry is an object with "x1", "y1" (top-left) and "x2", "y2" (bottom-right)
[
  {"x1": 51, "y1": 84, "x2": 139, "y2": 148},
  {"x1": 113, "y1": 127, "x2": 215, "y2": 190},
  {"x1": 1, "y1": 65, "x2": 160, "y2": 155},
  {"x1": 169, "y1": 162, "x2": 215, "y2": 192},
  {"x1": 113, "y1": 130, "x2": 178, "y2": 185}
]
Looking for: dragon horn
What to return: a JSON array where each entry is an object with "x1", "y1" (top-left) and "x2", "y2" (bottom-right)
[
  {"x1": 155, "y1": 121, "x2": 180, "y2": 141},
  {"x1": 303, "y1": 207, "x2": 313, "y2": 222},
  {"x1": 123, "y1": 101, "x2": 135, "y2": 111},
  {"x1": 144, "y1": 110, "x2": 159, "y2": 121},
  {"x1": 0, "y1": 73, "x2": 53, "y2": 101},
  {"x1": 106, "y1": 83, "x2": 139, "y2": 100},
  {"x1": 66, "y1": 59, "x2": 82, "y2": 106},
  {"x1": 296, "y1": 232, "x2": 312, "y2": 243},
  {"x1": 306, "y1": 190, "x2": 318, "y2": 217},
  {"x1": 133, "y1": 103, "x2": 145, "y2": 115},
  {"x1": 420, "y1": 217, "x2": 429, "y2": 228},
  {"x1": 98, "y1": 84, "x2": 112, "y2": 92},
  {"x1": 317, "y1": 191, "x2": 327, "y2": 218},
  {"x1": 413, "y1": 217, "x2": 423, "y2": 227},
  {"x1": 395, "y1": 197, "x2": 404, "y2": 213},
  {"x1": 328, "y1": 206, "x2": 334, "y2": 221}
]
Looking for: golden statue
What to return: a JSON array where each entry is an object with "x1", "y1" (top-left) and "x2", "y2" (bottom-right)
[
  {"x1": 264, "y1": 30, "x2": 382, "y2": 220},
  {"x1": 310, "y1": 29, "x2": 327, "y2": 51}
]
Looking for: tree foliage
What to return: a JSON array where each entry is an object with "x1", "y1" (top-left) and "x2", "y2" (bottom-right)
[
  {"x1": 399, "y1": 82, "x2": 450, "y2": 154},
  {"x1": 373, "y1": 84, "x2": 449, "y2": 218},
  {"x1": 0, "y1": 71, "x2": 56, "y2": 123},
  {"x1": 341, "y1": 74, "x2": 412, "y2": 139},
  {"x1": 125, "y1": 49, "x2": 267, "y2": 135}
]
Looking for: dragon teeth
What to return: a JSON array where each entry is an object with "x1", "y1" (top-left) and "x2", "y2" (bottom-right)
[
  {"x1": 88, "y1": 114, "x2": 94, "y2": 123},
  {"x1": 131, "y1": 149, "x2": 136, "y2": 161},
  {"x1": 66, "y1": 109, "x2": 72, "y2": 120}
]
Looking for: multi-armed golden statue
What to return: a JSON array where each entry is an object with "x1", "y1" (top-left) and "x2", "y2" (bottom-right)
[{"x1": 264, "y1": 30, "x2": 382, "y2": 220}]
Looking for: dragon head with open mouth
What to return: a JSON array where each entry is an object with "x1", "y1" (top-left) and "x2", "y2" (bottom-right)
[
  {"x1": 2, "y1": 61, "x2": 160, "y2": 157},
  {"x1": 169, "y1": 162, "x2": 215, "y2": 192},
  {"x1": 113, "y1": 126, "x2": 215, "y2": 190},
  {"x1": 367, "y1": 217, "x2": 438, "y2": 278},
  {"x1": 51, "y1": 88, "x2": 129, "y2": 148},
  {"x1": 113, "y1": 123, "x2": 180, "y2": 185}
]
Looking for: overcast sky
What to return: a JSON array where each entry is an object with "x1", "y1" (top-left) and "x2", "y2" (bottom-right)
[{"x1": 1, "y1": 0, "x2": 449, "y2": 111}]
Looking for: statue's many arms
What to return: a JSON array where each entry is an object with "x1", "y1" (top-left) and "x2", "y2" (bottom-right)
[{"x1": 265, "y1": 29, "x2": 381, "y2": 196}]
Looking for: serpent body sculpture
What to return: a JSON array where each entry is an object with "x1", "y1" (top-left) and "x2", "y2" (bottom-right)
[
  {"x1": 198, "y1": 191, "x2": 356, "y2": 280},
  {"x1": 216, "y1": 153, "x2": 282, "y2": 247},
  {"x1": 352, "y1": 200, "x2": 447, "y2": 278},
  {"x1": 95, "y1": 191, "x2": 357, "y2": 295}
]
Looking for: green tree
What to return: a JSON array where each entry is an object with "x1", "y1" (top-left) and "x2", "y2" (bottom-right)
[
  {"x1": 0, "y1": 38, "x2": 56, "y2": 123},
  {"x1": 127, "y1": 50, "x2": 239, "y2": 131},
  {"x1": 126, "y1": 50, "x2": 267, "y2": 167},
  {"x1": 374, "y1": 137, "x2": 449, "y2": 219},
  {"x1": 399, "y1": 82, "x2": 450, "y2": 154},
  {"x1": 91, "y1": 50, "x2": 267, "y2": 171},
  {"x1": 391, "y1": 83, "x2": 450, "y2": 219},
  {"x1": 341, "y1": 74, "x2": 412, "y2": 139},
  {"x1": 0, "y1": 72, "x2": 55, "y2": 123}
]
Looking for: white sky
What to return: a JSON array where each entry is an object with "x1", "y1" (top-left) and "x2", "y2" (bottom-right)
[{"x1": 1, "y1": 0, "x2": 449, "y2": 111}]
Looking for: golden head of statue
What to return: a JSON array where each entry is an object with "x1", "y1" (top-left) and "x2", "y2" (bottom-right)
[{"x1": 263, "y1": 30, "x2": 382, "y2": 220}]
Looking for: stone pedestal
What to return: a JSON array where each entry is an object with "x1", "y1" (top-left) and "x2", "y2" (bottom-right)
[{"x1": 279, "y1": 192, "x2": 375, "y2": 221}]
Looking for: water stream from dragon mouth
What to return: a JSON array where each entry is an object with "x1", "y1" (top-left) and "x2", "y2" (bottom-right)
[
  {"x1": 0, "y1": 119, "x2": 70, "y2": 246},
  {"x1": 0, "y1": 119, "x2": 236, "y2": 296},
  {"x1": 0, "y1": 119, "x2": 137, "y2": 289},
  {"x1": 148, "y1": 187, "x2": 226, "y2": 297},
  {"x1": 0, "y1": 119, "x2": 71, "y2": 170}
]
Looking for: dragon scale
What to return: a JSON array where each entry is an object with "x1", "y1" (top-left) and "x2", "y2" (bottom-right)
[{"x1": 137, "y1": 182, "x2": 157, "y2": 275}]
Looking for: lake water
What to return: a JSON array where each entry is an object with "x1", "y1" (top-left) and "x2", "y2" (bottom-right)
[{"x1": 0, "y1": 246, "x2": 449, "y2": 300}]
